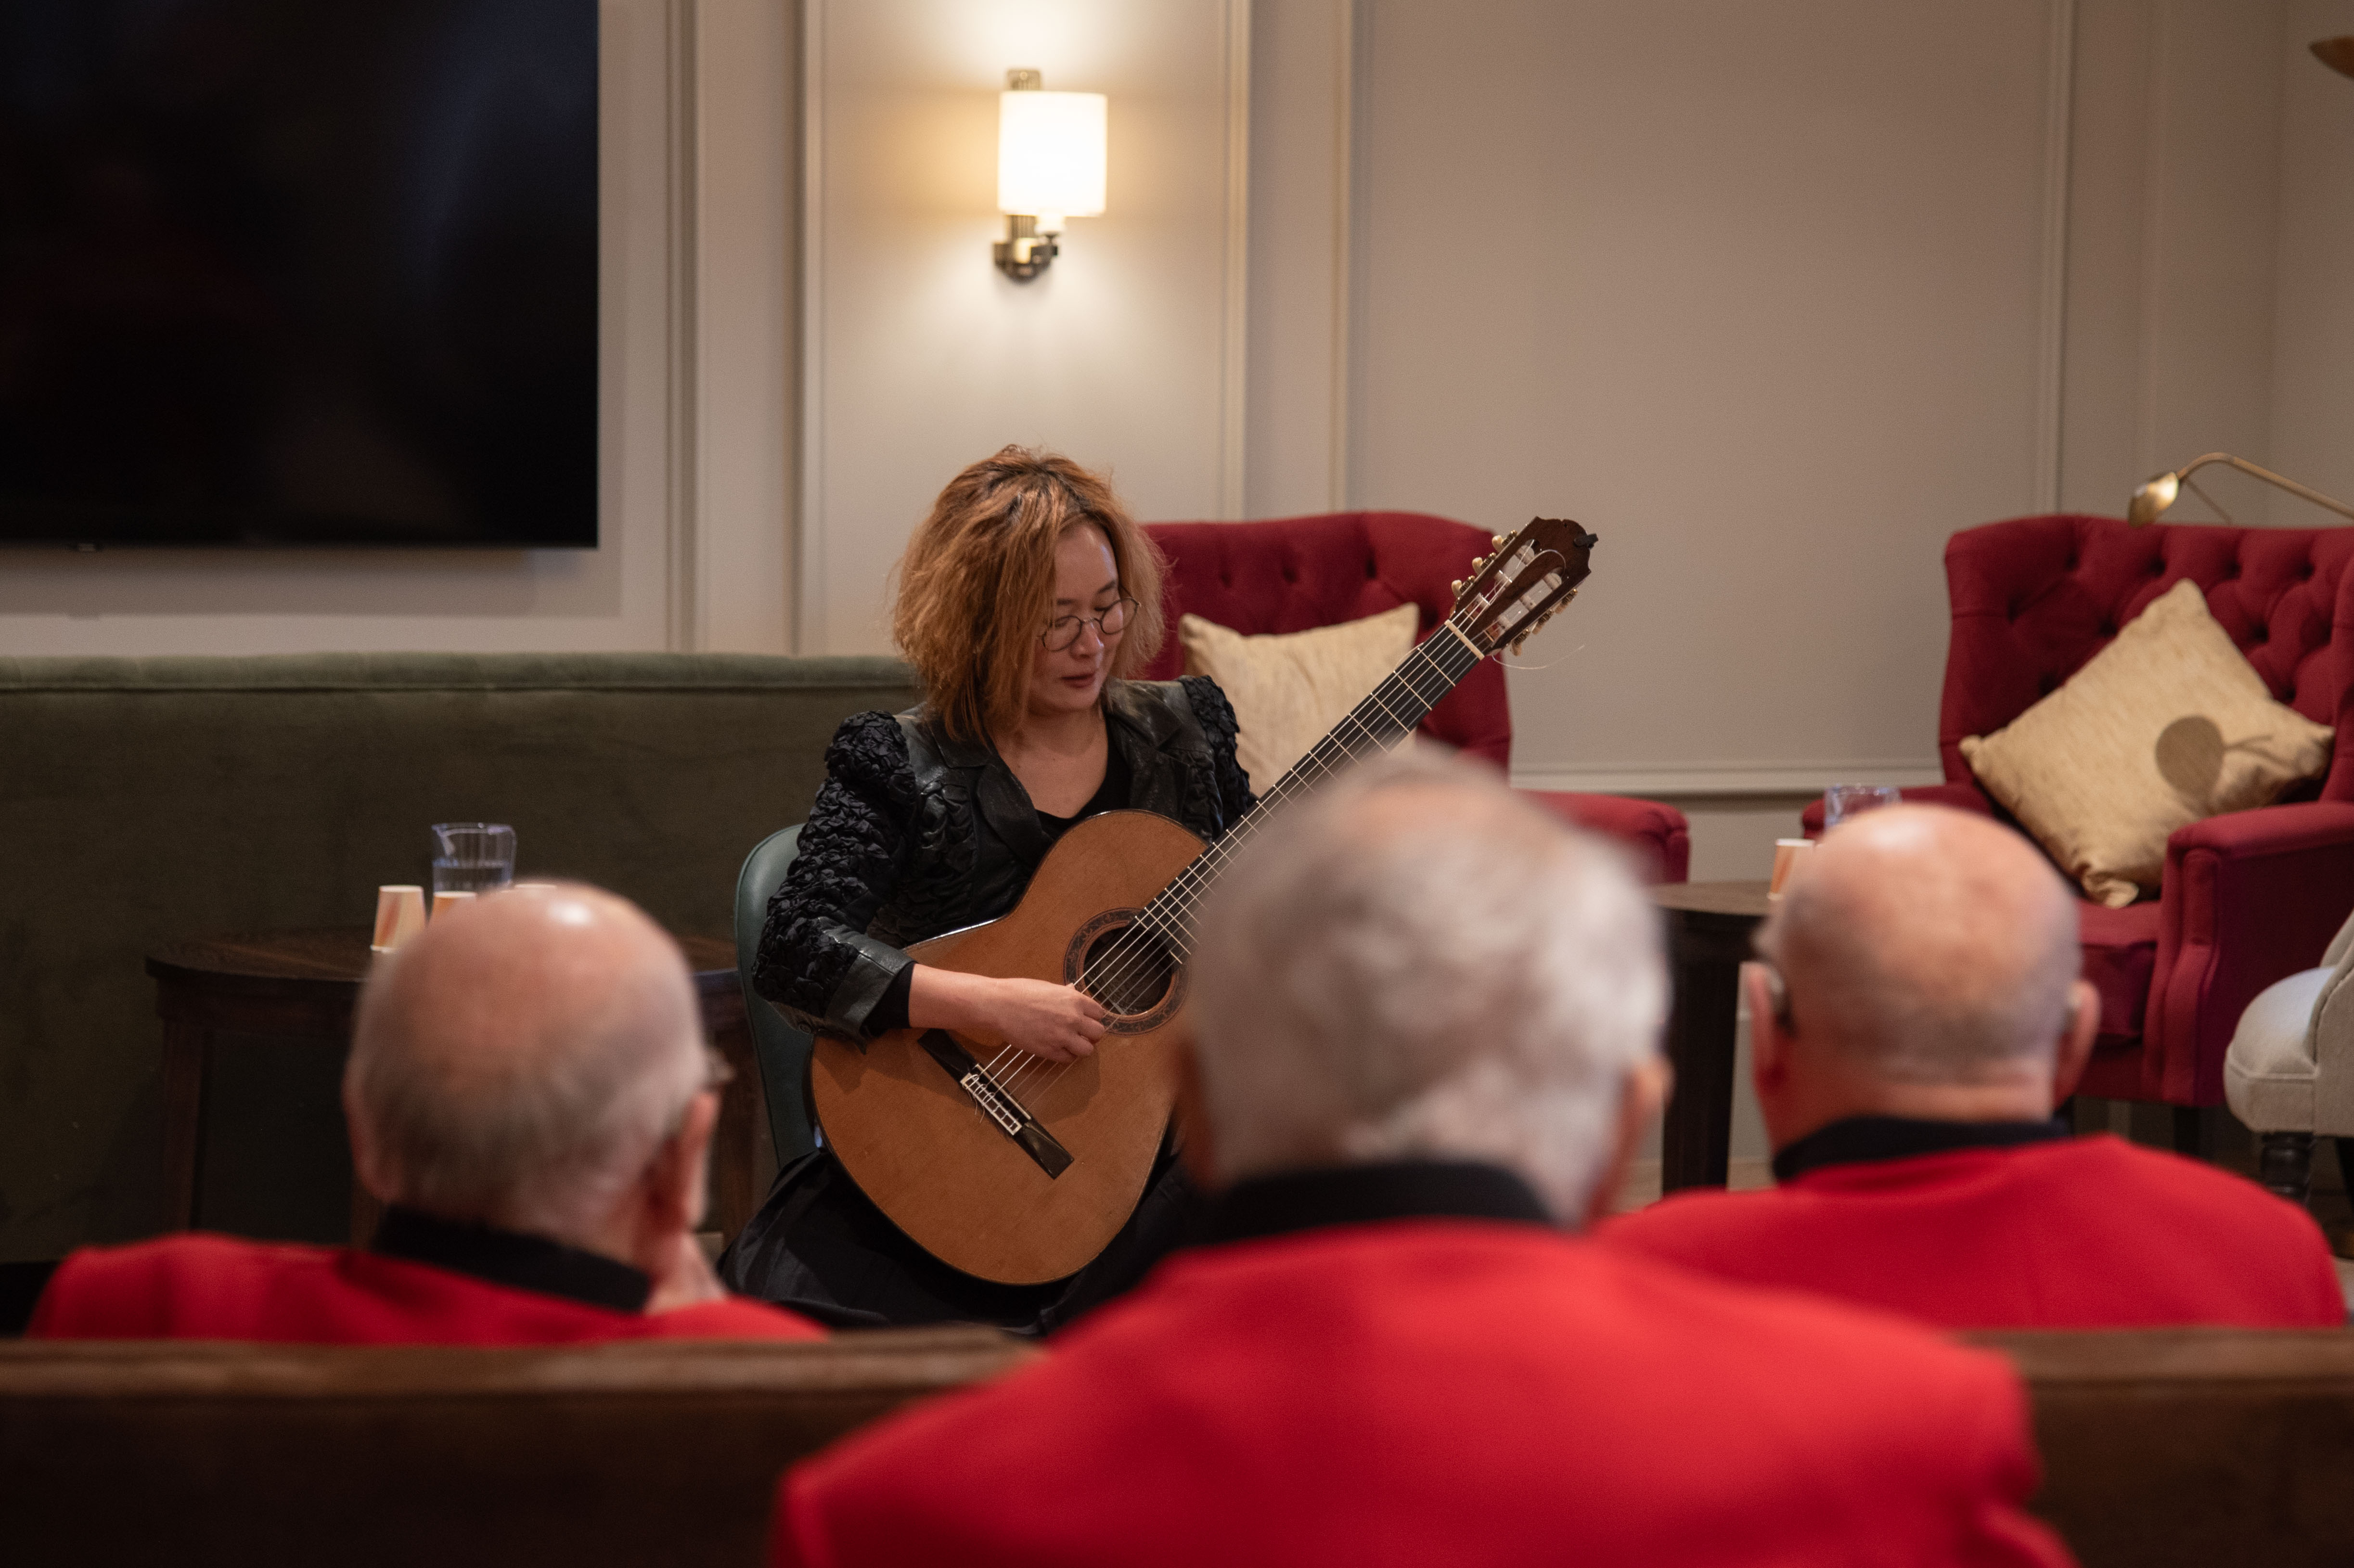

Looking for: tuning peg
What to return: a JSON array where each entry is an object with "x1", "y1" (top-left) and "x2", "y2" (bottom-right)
[
  {"x1": 1450, "y1": 579, "x2": 1465, "y2": 594},
  {"x1": 1492, "y1": 533, "x2": 1506, "y2": 547},
  {"x1": 1510, "y1": 634, "x2": 1529, "y2": 655}
]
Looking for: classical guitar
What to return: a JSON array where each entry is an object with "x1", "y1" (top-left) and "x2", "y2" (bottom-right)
[{"x1": 808, "y1": 516, "x2": 1598, "y2": 1284}]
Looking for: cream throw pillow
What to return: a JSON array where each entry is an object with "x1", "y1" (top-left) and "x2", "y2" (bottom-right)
[
  {"x1": 1959, "y1": 578, "x2": 2334, "y2": 907},
  {"x1": 1179, "y1": 603, "x2": 1422, "y2": 793}
]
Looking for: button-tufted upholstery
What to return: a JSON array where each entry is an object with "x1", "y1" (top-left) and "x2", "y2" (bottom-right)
[
  {"x1": 1870, "y1": 514, "x2": 2354, "y2": 1109},
  {"x1": 1141, "y1": 512, "x2": 1688, "y2": 881},
  {"x1": 1941, "y1": 514, "x2": 2354, "y2": 797}
]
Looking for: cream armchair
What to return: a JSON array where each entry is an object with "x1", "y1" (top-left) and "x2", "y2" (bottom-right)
[{"x1": 2226, "y1": 908, "x2": 2354, "y2": 1206}]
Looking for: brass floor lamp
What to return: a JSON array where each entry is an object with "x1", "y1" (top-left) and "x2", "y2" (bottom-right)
[{"x1": 2127, "y1": 455, "x2": 2354, "y2": 527}]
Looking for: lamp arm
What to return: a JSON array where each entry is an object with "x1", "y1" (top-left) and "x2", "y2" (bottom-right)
[{"x1": 2175, "y1": 453, "x2": 2354, "y2": 523}]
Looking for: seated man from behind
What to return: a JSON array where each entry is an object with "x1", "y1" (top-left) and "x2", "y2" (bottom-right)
[
  {"x1": 768, "y1": 754, "x2": 2071, "y2": 1568},
  {"x1": 1605, "y1": 805, "x2": 2343, "y2": 1329},
  {"x1": 33, "y1": 882, "x2": 821, "y2": 1344}
]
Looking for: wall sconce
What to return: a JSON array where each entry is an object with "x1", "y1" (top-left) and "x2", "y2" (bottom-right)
[
  {"x1": 2126, "y1": 453, "x2": 2354, "y2": 526},
  {"x1": 994, "y1": 68, "x2": 1106, "y2": 282}
]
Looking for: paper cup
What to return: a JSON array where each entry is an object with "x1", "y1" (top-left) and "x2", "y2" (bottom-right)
[
  {"x1": 372, "y1": 885, "x2": 427, "y2": 952},
  {"x1": 1768, "y1": 838, "x2": 1815, "y2": 900},
  {"x1": 430, "y1": 889, "x2": 477, "y2": 922}
]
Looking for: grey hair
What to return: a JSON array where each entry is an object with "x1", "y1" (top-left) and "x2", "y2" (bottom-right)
[
  {"x1": 1188, "y1": 749, "x2": 1667, "y2": 1222},
  {"x1": 344, "y1": 887, "x2": 705, "y2": 1241}
]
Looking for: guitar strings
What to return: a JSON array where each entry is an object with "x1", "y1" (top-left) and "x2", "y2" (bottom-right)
[
  {"x1": 985, "y1": 664, "x2": 1427, "y2": 1098},
  {"x1": 986, "y1": 546, "x2": 1563, "y2": 1094},
  {"x1": 988, "y1": 647, "x2": 1456, "y2": 1093},
  {"x1": 989, "y1": 613, "x2": 1500, "y2": 1101},
  {"x1": 1013, "y1": 636, "x2": 1476, "y2": 1097},
  {"x1": 994, "y1": 611, "x2": 1496, "y2": 1097},
  {"x1": 1011, "y1": 635, "x2": 1466, "y2": 1072},
  {"x1": 1008, "y1": 551, "x2": 1572, "y2": 1099}
]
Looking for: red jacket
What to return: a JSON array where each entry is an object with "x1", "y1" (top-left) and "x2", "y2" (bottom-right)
[
  {"x1": 28, "y1": 1232, "x2": 824, "y2": 1345},
  {"x1": 1601, "y1": 1133, "x2": 2344, "y2": 1330},
  {"x1": 772, "y1": 1219, "x2": 2071, "y2": 1568}
]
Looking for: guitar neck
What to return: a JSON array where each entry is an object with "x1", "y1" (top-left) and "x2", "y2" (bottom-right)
[{"x1": 1139, "y1": 615, "x2": 1490, "y2": 957}]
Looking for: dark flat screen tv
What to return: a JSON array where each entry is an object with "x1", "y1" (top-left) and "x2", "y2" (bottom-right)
[{"x1": 0, "y1": 0, "x2": 597, "y2": 548}]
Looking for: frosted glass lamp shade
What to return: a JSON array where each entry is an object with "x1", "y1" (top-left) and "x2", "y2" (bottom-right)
[{"x1": 998, "y1": 91, "x2": 1106, "y2": 226}]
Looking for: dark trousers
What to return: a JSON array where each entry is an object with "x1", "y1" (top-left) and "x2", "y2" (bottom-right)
[{"x1": 718, "y1": 1139, "x2": 1198, "y2": 1336}]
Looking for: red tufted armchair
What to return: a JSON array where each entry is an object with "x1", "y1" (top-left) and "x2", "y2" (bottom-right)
[
  {"x1": 1807, "y1": 514, "x2": 2354, "y2": 1128},
  {"x1": 1141, "y1": 511, "x2": 1689, "y2": 882}
]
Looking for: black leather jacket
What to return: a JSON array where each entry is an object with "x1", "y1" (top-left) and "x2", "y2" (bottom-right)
[{"x1": 754, "y1": 676, "x2": 1256, "y2": 1043}]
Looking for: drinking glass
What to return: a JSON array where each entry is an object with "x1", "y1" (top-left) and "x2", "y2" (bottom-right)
[
  {"x1": 1822, "y1": 784, "x2": 1904, "y2": 829},
  {"x1": 432, "y1": 823, "x2": 516, "y2": 898}
]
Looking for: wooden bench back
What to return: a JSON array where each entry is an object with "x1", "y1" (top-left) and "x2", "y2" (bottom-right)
[
  {"x1": 7, "y1": 1325, "x2": 2351, "y2": 1567},
  {"x1": 0, "y1": 1327, "x2": 1029, "y2": 1568},
  {"x1": 1976, "y1": 1326, "x2": 2354, "y2": 1567}
]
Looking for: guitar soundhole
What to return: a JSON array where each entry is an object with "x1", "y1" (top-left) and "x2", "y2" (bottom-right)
[{"x1": 1066, "y1": 910, "x2": 1183, "y2": 1032}]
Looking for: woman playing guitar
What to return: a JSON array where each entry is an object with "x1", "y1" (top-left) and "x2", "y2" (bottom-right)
[{"x1": 721, "y1": 447, "x2": 1255, "y2": 1330}]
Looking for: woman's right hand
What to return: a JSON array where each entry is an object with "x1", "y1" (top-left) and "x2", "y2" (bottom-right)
[{"x1": 907, "y1": 966, "x2": 1108, "y2": 1062}]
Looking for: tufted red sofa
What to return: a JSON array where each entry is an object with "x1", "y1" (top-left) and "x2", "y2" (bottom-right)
[
  {"x1": 1810, "y1": 513, "x2": 2354, "y2": 1115},
  {"x1": 1141, "y1": 511, "x2": 1688, "y2": 882}
]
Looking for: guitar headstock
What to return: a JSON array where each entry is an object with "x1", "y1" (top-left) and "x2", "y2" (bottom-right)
[{"x1": 1448, "y1": 517, "x2": 1598, "y2": 656}]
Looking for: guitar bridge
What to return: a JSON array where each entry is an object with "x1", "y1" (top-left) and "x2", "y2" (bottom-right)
[
  {"x1": 917, "y1": 1030, "x2": 1074, "y2": 1179},
  {"x1": 960, "y1": 1069, "x2": 1023, "y2": 1136}
]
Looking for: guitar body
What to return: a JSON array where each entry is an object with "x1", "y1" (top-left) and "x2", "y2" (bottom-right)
[{"x1": 808, "y1": 809, "x2": 1210, "y2": 1285}]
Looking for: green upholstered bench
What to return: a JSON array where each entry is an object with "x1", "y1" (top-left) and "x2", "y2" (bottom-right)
[{"x1": 0, "y1": 653, "x2": 918, "y2": 1265}]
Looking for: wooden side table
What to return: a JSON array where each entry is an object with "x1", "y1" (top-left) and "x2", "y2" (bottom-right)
[
  {"x1": 1651, "y1": 880, "x2": 1772, "y2": 1192},
  {"x1": 147, "y1": 930, "x2": 775, "y2": 1246}
]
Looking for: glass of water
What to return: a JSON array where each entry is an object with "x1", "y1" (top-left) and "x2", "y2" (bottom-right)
[
  {"x1": 1823, "y1": 784, "x2": 1904, "y2": 829},
  {"x1": 431, "y1": 823, "x2": 516, "y2": 898}
]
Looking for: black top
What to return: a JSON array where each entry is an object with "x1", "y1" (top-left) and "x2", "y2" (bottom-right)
[
  {"x1": 1036, "y1": 734, "x2": 1133, "y2": 841},
  {"x1": 372, "y1": 1205, "x2": 651, "y2": 1313},
  {"x1": 865, "y1": 733, "x2": 1136, "y2": 1035},
  {"x1": 1770, "y1": 1115, "x2": 2071, "y2": 1185},
  {"x1": 754, "y1": 677, "x2": 1254, "y2": 1045},
  {"x1": 1197, "y1": 1160, "x2": 1554, "y2": 1247}
]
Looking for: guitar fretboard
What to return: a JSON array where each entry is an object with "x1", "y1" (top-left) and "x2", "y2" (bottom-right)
[{"x1": 1133, "y1": 617, "x2": 1488, "y2": 959}]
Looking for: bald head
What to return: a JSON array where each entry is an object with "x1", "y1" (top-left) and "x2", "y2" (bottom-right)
[
  {"x1": 345, "y1": 883, "x2": 705, "y2": 1242},
  {"x1": 1763, "y1": 806, "x2": 2082, "y2": 1085},
  {"x1": 1190, "y1": 749, "x2": 1667, "y2": 1222}
]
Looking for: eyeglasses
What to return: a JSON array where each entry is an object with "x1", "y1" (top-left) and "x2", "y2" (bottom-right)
[{"x1": 1042, "y1": 596, "x2": 1137, "y2": 652}]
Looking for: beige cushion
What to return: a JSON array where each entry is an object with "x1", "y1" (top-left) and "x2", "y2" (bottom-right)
[
  {"x1": 1960, "y1": 578, "x2": 2335, "y2": 907},
  {"x1": 1179, "y1": 603, "x2": 1421, "y2": 792}
]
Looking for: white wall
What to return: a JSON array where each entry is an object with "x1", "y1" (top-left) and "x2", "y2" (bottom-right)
[
  {"x1": 2062, "y1": 0, "x2": 2293, "y2": 525},
  {"x1": 1305, "y1": 0, "x2": 2073, "y2": 802},
  {"x1": 0, "y1": 0, "x2": 796, "y2": 658},
  {"x1": 797, "y1": 0, "x2": 1249, "y2": 655},
  {"x1": 2273, "y1": 0, "x2": 2354, "y2": 514}
]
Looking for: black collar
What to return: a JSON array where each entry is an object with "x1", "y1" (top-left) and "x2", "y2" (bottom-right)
[
  {"x1": 371, "y1": 1206, "x2": 651, "y2": 1313},
  {"x1": 1771, "y1": 1115, "x2": 2070, "y2": 1184},
  {"x1": 1197, "y1": 1160, "x2": 1554, "y2": 1247}
]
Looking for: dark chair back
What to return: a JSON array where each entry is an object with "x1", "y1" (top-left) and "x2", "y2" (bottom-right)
[{"x1": 736, "y1": 825, "x2": 815, "y2": 1163}]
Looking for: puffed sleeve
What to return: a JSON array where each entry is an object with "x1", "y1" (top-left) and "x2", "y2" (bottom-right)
[
  {"x1": 752, "y1": 712, "x2": 920, "y2": 1044},
  {"x1": 1177, "y1": 673, "x2": 1258, "y2": 830}
]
